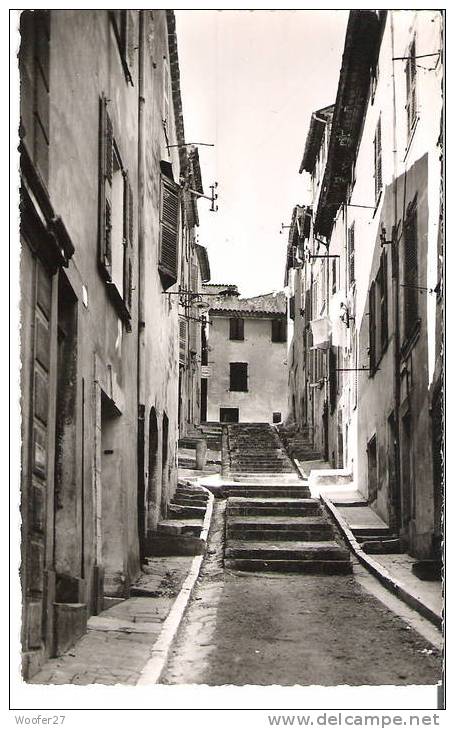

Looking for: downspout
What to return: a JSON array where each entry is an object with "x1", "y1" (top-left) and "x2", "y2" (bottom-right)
[
  {"x1": 390, "y1": 12, "x2": 402, "y2": 534},
  {"x1": 137, "y1": 10, "x2": 146, "y2": 553}
]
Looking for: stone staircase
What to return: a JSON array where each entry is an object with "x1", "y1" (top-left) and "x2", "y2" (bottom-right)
[
  {"x1": 223, "y1": 424, "x2": 352, "y2": 574},
  {"x1": 146, "y1": 482, "x2": 209, "y2": 556},
  {"x1": 227, "y1": 423, "x2": 296, "y2": 475},
  {"x1": 277, "y1": 424, "x2": 322, "y2": 461}
]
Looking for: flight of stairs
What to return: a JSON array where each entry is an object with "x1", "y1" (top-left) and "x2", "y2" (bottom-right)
[
  {"x1": 146, "y1": 482, "x2": 210, "y2": 556},
  {"x1": 227, "y1": 423, "x2": 295, "y2": 475},
  {"x1": 277, "y1": 424, "x2": 322, "y2": 461},
  {"x1": 223, "y1": 424, "x2": 352, "y2": 574}
]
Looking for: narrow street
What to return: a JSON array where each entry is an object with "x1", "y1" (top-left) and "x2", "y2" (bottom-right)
[{"x1": 161, "y1": 501, "x2": 441, "y2": 686}]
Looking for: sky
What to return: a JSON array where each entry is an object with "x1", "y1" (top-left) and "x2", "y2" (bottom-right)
[{"x1": 175, "y1": 10, "x2": 349, "y2": 297}]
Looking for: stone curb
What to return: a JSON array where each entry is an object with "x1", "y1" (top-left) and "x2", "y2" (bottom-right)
[
  {"x1": 321, "y1": 493, "x2": 442, "y2": 630},
  {"x1": 136, "y1": 485, "x2": 215, "y2": 685}
]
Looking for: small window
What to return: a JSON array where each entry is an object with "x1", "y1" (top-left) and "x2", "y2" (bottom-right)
[
  {"x1": 374, "y1": 117, "x2": 382, "y2": 202},
  {"x1": 230, "y1": 362, "x2": 248, "y2": 392},
  {"x1": 271, "y1": 319, "x2": 287, "y2": 343},
  {"x1": 229, "y1": 318, "x2": 244, "y2": 341},
  {"x1": 332, "y1": 257, "x2": 337, "y2": 294},
  {"x1": 289, "y1": 295, "x2": 295, "y2": 320},
  {"x1": 272, "y1": 412, "x2": 282, "y2": 424},
  {"x1": 379, "y1": 251, "x2": 388, "y2": 352},
  {"x1": 367, "y1": 435, "x2": 378, "y2": 503}
]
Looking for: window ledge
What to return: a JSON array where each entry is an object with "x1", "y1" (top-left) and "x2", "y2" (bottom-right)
[
  {"x1": 401, "y1": 319, "x2": 421, "y2": 360},
  {"x1": 105, "y1": 282, "x2": 132, "y2": 332}
]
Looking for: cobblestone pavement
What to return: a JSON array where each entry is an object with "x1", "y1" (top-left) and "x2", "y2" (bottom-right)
[{"x1": 161, "y1": 501, "x2": 442, "y2": 687}]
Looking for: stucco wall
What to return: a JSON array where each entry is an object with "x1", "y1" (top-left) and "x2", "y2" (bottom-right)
[{"x1": 207, "y1": 315, "x2": 288, "y2": 423}]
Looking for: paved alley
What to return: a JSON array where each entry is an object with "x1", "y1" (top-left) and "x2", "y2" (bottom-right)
[{"x1": 161, "y1": 502, "x2": 441, "y2": 687}]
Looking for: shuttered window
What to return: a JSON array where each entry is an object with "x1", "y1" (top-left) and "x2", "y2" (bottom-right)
[
  {"x1": 123, "y1": 171, "x2": 134, "y2": 313},
  {"x1": 329, "y1": 347, "x2": 337, "y2": 414},
  {"x1": 332, "y1": 257, "x2": 337, "y2": 294},
  {"x1": 159, "y1": 174, "x2": 180, "y2": 290},
  {"x1": 406, "y1": 38, "x2": 417, "y2": 139},
  {"x1": 403, "y1": 202, "x2": 419, "y2": 340},
  {"x1": 229, "y1": 318, "x2": 244, "y2": 341},
  {"x1": 369, "y1": 281, "x2": 376, "y2": 374},
  {"x1": 348, "y1": 223, "x2": 355, "y2": 287},
  {"x1": 230, "y1": 363, "x2": 248, "y2": 392},
  {"x1": 374, "y1": 118, "x2": 382, "y2": 202}
]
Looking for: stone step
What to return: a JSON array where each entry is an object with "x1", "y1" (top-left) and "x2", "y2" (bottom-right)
[
  {"x1": 168, "y1": 504, "x2": 206, "y2": 519},
  {"x1": 224, "y1": 558, "x2": 353, "y2": 574},
  {"x1": 172, "y1": 497, "x2": 208, "y2": 508},
  {"x1": 225, "y1": 540, "x2": 351, "y2": 562},
  {"x1": 225, "y1": 488, "x2": 311, "y2": 499},
  {"x1": 227, "y1": 498, "x2": 322, "y2": 517},
  {"x1": 226, "y1": 517, "x2": 335, "y2": 541},
  {"x1": 157, "y1": 518, "x2": 203, "y2": 537}
]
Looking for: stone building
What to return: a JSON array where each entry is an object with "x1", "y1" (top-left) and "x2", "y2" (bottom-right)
[
  {"x1": 19, "y1": 9, "x2": 206, "y2": 678},
  {"x1": 284, "y1": 10, "x2": 443, "y2": 559},
  {"x1": 204, "y1": 288, "x2": 288, "y2": 423}
]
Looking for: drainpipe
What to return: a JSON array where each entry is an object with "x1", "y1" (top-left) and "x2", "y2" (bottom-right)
[
  {"x1": 137, "y1": 10, "x2": 146, "y2": 547},
  {"x1": 390, "y1": 12, "x2": 402, "y2": 534}
]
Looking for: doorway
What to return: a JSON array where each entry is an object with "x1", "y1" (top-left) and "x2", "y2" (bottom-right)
[
  {"x1": 161, "y1": 412, "x2": 169, "y2": 515},
  {"x1": 147, "y1": 407, "x2": 159, "y2": 531}
]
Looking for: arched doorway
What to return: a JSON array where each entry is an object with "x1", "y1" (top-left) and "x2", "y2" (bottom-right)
[{"x1": 147, "y1": 407, "x2": 159, "y2": 532}]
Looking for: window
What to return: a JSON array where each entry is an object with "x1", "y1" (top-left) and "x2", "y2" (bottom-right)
[
  {"x1": 405, "y1": 38, "x2": 417, "y2": 139},
  {"x1": 403, "y1": 199, "x2": 419, "y2": 341},
  {"x1": 374, "y1": 117, "x2": 382, "y2": 202},
  {"x1": 271, "y1": 319, "x2": 287, "y2": 343},
  {"x1": 332, "y1": 257, "x2": 337, "y2": 294},
  {"x1": 348, "y1": 223, "x2": 355, "y2": 287},
  {"x1": 229, "y1": 318, "x2": 244, "y2": 341},
  {"x1": 99, "y1": 95, "x2": 134, "y2": 328},
  {"x1": 272, "y1": 412, "x2": 282, "y2": 424},
  {"x1": 158, "y1": 173, "x2": 180, "y2": 290},
  {"x1": 329, "y1": 347, "x2": 337, "y2": 414},
  {"x1": 230, "y1": 363, "x2": 248, "y2": 392},
  {"x1": 19, "y1": 10, "x2": 50, "y2": 183},
  {"x1": 110, "y1": 10, "x2": 137, "y2": 85},
  {"x1": 369, "y1": 252, "x2": 389, "y2": 374}
]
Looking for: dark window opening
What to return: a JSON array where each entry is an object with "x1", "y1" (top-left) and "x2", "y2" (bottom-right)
[
  {"x1": 272, "y1": 412, "x2": 282, "y2": 424},
  {"x1": 332, "y1": 257, "x2": 337, "y2": 294},
  {"x1": 230, "y1": 362, "x2": 248, "y2": 392},
  {"x1": 220, "y1": 407, "x2": 239, "y2": 423},
  {"x1": 271, "y1": 319, "x2": 287, "y2": 343},
  {"x1": 229, "y1": 318, "x2": 244, "y2": 341}
]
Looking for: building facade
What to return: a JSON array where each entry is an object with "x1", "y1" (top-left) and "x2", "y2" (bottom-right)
[
  {"x1": 205, "y1": 289, "x2": 288, "y2": 423},
  {"x1": 19, "y1": 9, "x2": 207, "y2": 678},
  {"x1": 285, "y1": 10, "x2": 443, "y2": 559}
]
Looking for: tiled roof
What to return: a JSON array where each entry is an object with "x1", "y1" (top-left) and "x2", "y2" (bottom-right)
[{"x1": 210, "y1": 291, "x2": 286, "y2": 317}]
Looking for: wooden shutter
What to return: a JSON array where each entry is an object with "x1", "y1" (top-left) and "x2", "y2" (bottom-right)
[
  {"x1": 404, "y1": 204, "x2": 418, "y2": 339},
  {"x1": 159, "y1": 175, "x2": 180, "y2": 289},
  {"x1": 123, "y1": 172, "x2": 134, "y2": 313},
  {"x1": 99, "y1": 95, "x2": 113, "y2": 280},
  {"x1": 124, "y1": 10, "x2": 137, "y2": 83},
  {"x1": 406, "y1": 39, "x2": 417, "y2": 137},
  {"x1": 369, "y1": 281, "x2": 376, "y2": 373},
  {"x1": 380, "y1": 252, "x2": 388, "y2": 351},
  {"x1": 374, "y1": 118, "x2": 382, "y2": 201},
  {"x1": 179, "y1": 318, "x2": 187, "y2": 364},
  {"x1": 348, "y1": 223, "x2": 355, "y2": 286}
]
